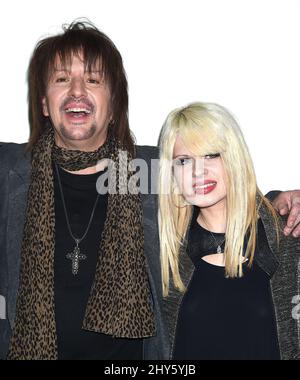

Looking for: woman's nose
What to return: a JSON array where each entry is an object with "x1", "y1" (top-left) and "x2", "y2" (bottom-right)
[{"x1": 193, "y1": 158, "x2": 208, "y2": 177}]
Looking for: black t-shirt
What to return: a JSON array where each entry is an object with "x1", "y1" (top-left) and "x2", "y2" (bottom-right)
[
  {"x1": 173, "y1": 217, "x2": 280, "y2": 360},
  {"x1": 53, "y1": 164, "x2": 143, "y2": 360}
]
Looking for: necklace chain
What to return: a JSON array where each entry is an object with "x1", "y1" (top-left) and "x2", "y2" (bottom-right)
[
  {"x1": 198, "y1": 215, "x2": 226, "y2": 254},
  {"x1": 54, "y1": 163, "x2": 100, "y2": 274}
]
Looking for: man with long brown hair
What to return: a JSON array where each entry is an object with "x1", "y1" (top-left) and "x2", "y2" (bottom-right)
[
  {"x1": 0, "y1": 20, "x2": 299, "y2": 360},
  {"x1": 0, "y1": 20, "x2": 160, "y2": 360}
]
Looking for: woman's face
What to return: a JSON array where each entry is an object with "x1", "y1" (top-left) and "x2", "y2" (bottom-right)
[{"x1": 172, "y1": 136, "x2": 227, "y2": 209}]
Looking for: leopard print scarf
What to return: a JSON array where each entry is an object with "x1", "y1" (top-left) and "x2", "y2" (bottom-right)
[{"x1": 8, "y1": 127, "x2": 155, "y2": 360}]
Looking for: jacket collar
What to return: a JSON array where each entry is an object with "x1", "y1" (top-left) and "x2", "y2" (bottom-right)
[{"x1": 185, "y1": 201, "x2": 280, "y2": 278}]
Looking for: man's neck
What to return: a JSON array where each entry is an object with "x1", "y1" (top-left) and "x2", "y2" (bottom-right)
[
  {"x1": 63, "y1": 159, "x2": 109, "y2": 175},
  {"x1": 54, "y1": 130, "x2": 108, "y2": 151},
  {"x1": 54, "y1": 134, "x2": 109, "y2": 175},
  {"x1": 65, "y1": 166, "x2": 98, "y2": 175}
]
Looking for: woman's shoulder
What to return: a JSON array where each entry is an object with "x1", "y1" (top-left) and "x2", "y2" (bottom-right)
[{"x1": 259, "y1": 209, "x2": 300, "y2": 262}]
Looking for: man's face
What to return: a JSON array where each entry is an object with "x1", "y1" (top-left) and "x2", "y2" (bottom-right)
[{"x1": 42, "y1": 53, "x2": 112, "y2": 150}]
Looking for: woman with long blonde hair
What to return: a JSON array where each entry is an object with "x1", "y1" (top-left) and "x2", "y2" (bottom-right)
[{"x1": 158, "y1": 102, "x2": 300, "y2": 360}]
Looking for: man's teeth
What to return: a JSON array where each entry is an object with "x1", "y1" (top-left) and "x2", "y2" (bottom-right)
[
  {"x1": 65, "y1": 108, "x2": 91, "y2": 114},
  {"x1": 195, "y1": 182, "x2": 216, "y2": 189}
]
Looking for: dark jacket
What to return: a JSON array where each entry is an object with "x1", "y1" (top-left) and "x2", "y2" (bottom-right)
[
  {"x1": 0, "y1": 142, "x2": 169, "y2": 360},
  {"x1": 163, "y1": 200, "x2": 300, "y2": 360},
  {"x1": 1, "y1": 142, "x2": 300, "y2": 360}
]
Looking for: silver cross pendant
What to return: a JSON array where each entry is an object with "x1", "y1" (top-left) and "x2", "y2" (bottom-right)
[{"x1": 66, "y1": 240, "x2": 87, "y2": 275}]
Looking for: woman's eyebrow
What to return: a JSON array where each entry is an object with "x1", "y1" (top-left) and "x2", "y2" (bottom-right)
[{"x1": 173, "y1": 154, "x2": 191, "y2": 159}]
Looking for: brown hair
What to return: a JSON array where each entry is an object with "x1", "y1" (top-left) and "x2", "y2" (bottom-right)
[{"x1": 27, "y1": 19, "x2": 135, "y2": 154}]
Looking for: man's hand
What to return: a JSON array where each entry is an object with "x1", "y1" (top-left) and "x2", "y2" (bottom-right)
[{"x1": 272, "y1": 190, "x2": 300, "y2": 237}]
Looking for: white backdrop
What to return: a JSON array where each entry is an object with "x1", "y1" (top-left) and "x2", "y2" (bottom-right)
[{"x1": 0, "y1": 0, "x2": 299, "y2": 193}]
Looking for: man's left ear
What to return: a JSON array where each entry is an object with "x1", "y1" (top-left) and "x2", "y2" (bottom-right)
[{"x1": 42, "y1": 97, "x2": 49, "y2": 117}]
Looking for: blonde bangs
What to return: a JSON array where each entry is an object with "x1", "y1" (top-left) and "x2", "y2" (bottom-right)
[{"x1": 175, "y1": 110, "x2": 227, "y2": 158}]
